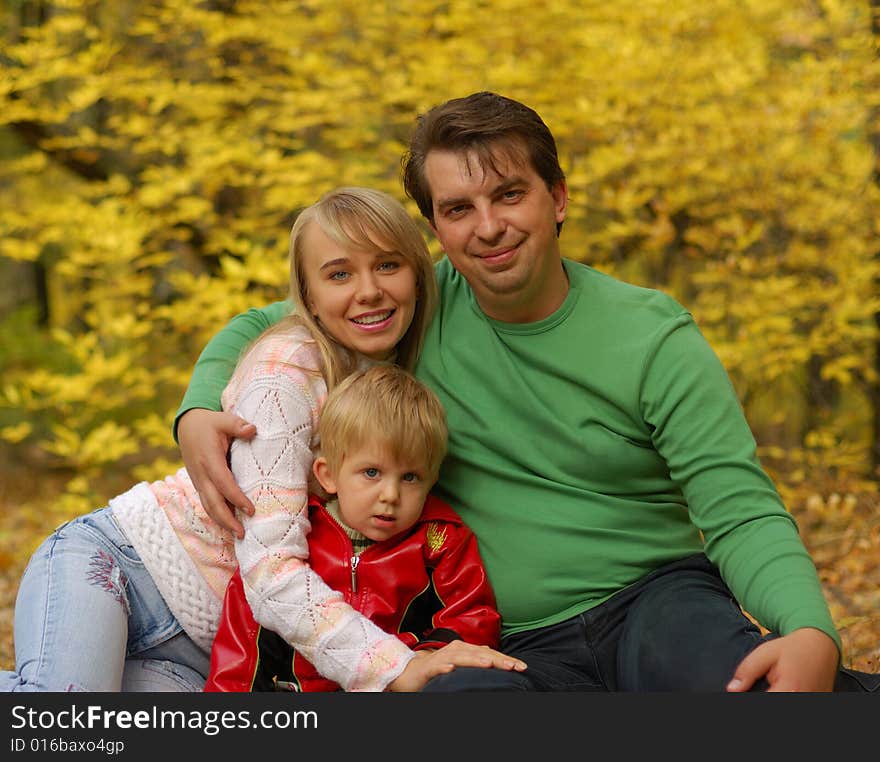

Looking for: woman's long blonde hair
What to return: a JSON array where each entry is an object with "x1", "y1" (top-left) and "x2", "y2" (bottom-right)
[{"x1": 255, "y1": 187, "x2": 437, "y2": 390}]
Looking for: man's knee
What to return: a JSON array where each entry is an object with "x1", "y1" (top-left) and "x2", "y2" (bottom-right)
[{"x1": 618, "y1": 569, "x2": 762, "y2": 691}]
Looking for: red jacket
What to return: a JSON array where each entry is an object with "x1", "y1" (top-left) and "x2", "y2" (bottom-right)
[{"x1": 205, "y1": 493, "x2": 500, "y2": 692}]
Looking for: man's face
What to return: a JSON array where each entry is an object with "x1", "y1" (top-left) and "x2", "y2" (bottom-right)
[{"x1": 424, "y1": 144, "x2": 568, "y2": 323}]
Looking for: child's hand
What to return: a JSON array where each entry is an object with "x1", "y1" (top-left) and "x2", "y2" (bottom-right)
[{"x1": 386, "y1": 641, "x2": 527, "y2": 692}]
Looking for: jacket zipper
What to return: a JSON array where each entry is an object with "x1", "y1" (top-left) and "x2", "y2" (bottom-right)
[{"x1": 350, "y1": 554, "x2": 361, "y2": 594}]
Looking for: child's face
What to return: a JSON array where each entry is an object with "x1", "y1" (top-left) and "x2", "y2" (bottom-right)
[
  {"x1": 313, "y1": 443, "x2": 433, "y2": 542},
  {"x1": 301, "y1": 222, "x2": 417, "y2": 360}
]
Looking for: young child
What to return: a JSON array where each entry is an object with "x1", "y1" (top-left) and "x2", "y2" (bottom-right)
[{"x1": 206, "y1": 364, "x2": 502, "y2": 691}]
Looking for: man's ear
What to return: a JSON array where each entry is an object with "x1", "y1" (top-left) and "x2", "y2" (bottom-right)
[
  {"x1": 312, "y1": 457, "x2": 337, "y2": 494},
  {"x1": 553, "y1": 179, "x2": 569, "y2": 224}
]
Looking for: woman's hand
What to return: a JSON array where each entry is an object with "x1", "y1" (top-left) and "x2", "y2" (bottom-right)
[
  {"x1": 386, "y1": 641, "x2": 527, "y2": 692},
  {"x1": 178, "y1": 408, "x2": 257, "y2": 538}
]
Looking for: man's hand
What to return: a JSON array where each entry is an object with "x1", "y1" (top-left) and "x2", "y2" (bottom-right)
[
  {"x1": 386, "y1": 641, "x2": 528, "y2": 692},
  {"x1": 178, "y1": 408, "x2": 257, "y2": 539},
  {"x1": 726, "y1": 627, "x2": 839, "y2": 692}
]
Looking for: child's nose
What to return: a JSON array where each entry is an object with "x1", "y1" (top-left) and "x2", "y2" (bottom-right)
[{"x1": 379, "y1": 480, "x2": 399, "y2": 504}]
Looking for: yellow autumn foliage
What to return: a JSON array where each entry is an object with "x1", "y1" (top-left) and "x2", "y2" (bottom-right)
[{"x1": 0, "y1": 0, "x2": 878, "y2": 513}]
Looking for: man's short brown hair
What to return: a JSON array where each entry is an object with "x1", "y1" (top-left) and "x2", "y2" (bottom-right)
[{"x1": 402, "y1": 91, "x2": 566, "y2": 227}]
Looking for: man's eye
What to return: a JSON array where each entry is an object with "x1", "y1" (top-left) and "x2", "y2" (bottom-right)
[
  {"x1": 363, "y1": 468, "x2": 379, "y2": 478},
  {"x1": 502, "y1": 190, "x2": 523, "y2": 201}
]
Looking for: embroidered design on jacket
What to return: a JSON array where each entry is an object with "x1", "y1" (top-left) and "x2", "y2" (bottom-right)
[{"x1": 426, "y1": 523, "x2": 447, "y2": 553}]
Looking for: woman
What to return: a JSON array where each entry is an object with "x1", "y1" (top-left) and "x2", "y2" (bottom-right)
[{"x1": 2, "y1": 187, "x2": 519, "y2": 692}]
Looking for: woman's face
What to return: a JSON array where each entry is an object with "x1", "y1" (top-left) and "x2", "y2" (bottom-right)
[{"x1": 301, "y1": 222, "x2": 418, "y2": 360}]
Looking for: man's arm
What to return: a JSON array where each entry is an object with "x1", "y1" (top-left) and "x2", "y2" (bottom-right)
[
  {"x1": 642, "y1": 315, "x2": 840, "y2": 689},
  {"x1": 173, "y1": 302, "x2": 290, "y2": 438},
  {"x1": 175, "y1": 302, "x2": 289, "y2": 535}
]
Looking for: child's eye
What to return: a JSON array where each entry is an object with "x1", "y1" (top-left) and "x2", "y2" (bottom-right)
[
  {"x1": 402, "y1": 472, "x2": 420, "y2": 483},
  {"x1": 377, "y1": 260, "x2": 400, "y2": 272},
  {"x1": 363, "y1": 467, "x2": 379, "y2": 478}
]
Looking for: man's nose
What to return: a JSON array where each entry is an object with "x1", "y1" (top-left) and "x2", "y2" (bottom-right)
[{"x1": 474, "y1": 207, "x2": 505, "y2": 242}]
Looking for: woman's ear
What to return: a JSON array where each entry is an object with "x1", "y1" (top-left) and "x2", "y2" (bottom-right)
[{"x1": 312, "y1": 456, "x2": 337, "y2": 494}]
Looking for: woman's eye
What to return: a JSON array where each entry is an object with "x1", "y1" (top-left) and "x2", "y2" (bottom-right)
[
  {"x1": 377, "y1": 260, "x2": 400, "y2": 272},
  {"x1": 329, "y1": 271, "x2": 349, "y2": 281}
]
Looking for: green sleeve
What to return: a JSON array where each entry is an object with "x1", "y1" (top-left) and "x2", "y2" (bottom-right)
[
  {"x1": 172, "y1": 301, "x2": 291, "y2": 441},
  {"x1": 641, "y1": 315, "x2": 841, "y2": 652}
]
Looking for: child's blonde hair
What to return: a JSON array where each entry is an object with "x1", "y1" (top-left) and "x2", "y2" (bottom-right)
[
  {"x1": 260, "y1": 187, "x2": 437, "y2": 391},
  {"x1": 319, "y1": 365, "x2": 448, "y2": 481}
]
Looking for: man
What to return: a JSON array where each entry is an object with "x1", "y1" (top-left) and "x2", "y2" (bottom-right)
[{"x1": 177, "y1": 92, "x2": 877, "y2": 691}]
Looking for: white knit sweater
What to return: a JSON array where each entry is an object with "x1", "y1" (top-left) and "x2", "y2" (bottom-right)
[{"x1": 112, "y1": 325, "x2": 415, "y2": 690}]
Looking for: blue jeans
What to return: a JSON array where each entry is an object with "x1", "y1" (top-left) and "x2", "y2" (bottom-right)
[
  {"x1": 423, "y1": 554, "x2": 879, "y2": 692},
  {"x1": 1, "y1": 507, "x2": 209, "y2": 692}
]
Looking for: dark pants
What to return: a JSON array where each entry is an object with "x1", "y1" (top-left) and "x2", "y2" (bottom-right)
[{"x1": 423, "y1": 554, "x2": 878, "y2": 692}]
